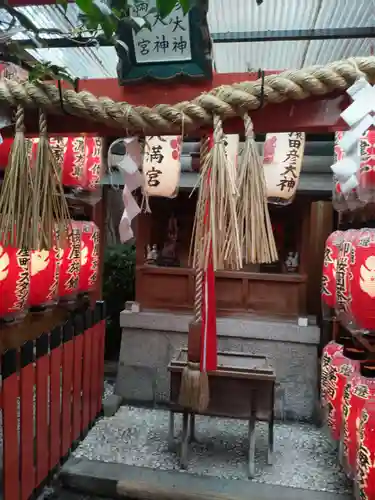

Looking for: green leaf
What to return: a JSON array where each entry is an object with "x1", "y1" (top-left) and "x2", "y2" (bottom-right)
[
  {"x1": 156, "y1": 0, "x2": 178, "y2": 18},
  {"x1": 75, "y1": 0, "x2": 97, "y2": 15},
  {"x1": 178, "y1": 0, "x2": 190, "y2": 14}
]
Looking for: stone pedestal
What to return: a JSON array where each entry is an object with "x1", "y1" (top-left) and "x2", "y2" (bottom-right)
[{"x1": 116, "y1": 311, "x2": 320, "y2": 421}]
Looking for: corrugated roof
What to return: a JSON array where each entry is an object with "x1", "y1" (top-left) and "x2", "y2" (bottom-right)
[{"x1": 0, "y1": 0, "x2": 373, "y2": 78}]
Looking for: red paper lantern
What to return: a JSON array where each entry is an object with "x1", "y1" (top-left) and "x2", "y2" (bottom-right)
[
  {"x1": 0, "y1": 244, "x2": 30, "y2": 318},
  {"x1": 58, "y1": 223, "x2": 82, "y2": 300},
  {"x1": 322, "y1": 231, "x2": 344, "y2": 309},
  {"x1": 31, "y1": 136, "x2": 102, "y2": 191},
  {"x1": 0, "y1": 138, "x2": 12, "y2": 170},
  {"x1": 350, "y1": 228, "x2": 375, "y2": 330},
  {"x1": 321, "y1": 341, "x2": 344, "y2": 409},
  {"x1": 343, "y1": 365, "x2": 375, "y2": 478},
  {"x1": 326, "y1": 346, "x2": 363, "y2": 441},
  {"x1": 77, "y1": 221, "x2": 100, "y2": 293},
  {"x1": 356, "y1": 397, "x2": 375, "y2": 500},
  {"x1": 358, "y1": 129, "x2": 375, "y2": 204},
  {"x1": 335, "y1": 229, "x2": 359, "y2": 326},
  {"x1": 28, "y1": 246, "x2": 59, "y2": 308}
]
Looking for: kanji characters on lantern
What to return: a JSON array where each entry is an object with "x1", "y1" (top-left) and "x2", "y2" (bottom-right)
[
  {"x1": 142, "y1": 135, "x2": 182, "y2": 198},
  {"x1": 58, "y1": 223, "x2": 82, "y2": 300},
  {"x1": 262, "y1": 132, "x2": 305, "y2": 205},
  {"x1": 321, "y1": 231, "x2": 344, "y2": 311},
  {"x1": 77, "y1": 221, "x2": 100, "y2": 293},
  {"x1": 0, "y1": 244, "x2": 30, "y2": 319},
  {"x1": 31, "y1": 136, "x2": 102, "y2": 191}
]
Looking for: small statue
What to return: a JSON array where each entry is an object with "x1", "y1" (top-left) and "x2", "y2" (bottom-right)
[
  {"x1": 145, "y1": 244, "x2": 157, "y2": 265},
  {"x1": 285, "y1": 251, "x2": 299, "y2": 273},
  {"x1": 159, "y1": 214, "x2": 180, "y2": 267}
]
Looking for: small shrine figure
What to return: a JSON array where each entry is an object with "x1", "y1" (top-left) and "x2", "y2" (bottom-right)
[
  {"x1": 284, "y1": 251, "x2": 299, "y2": 273},
  {"x1": 159, "y1": 214, "x2": 180, "y2": 267},
  {"x1": 145, "y1": 244, "x2": 158, "y2": 265}
]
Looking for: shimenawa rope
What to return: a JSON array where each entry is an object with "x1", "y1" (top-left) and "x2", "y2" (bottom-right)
[{"x1": 0, "y1": 57, "x2": 373, "y2": 134}]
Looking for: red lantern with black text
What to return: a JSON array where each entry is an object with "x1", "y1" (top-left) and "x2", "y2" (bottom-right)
[
  {"x1": 326, "y1": 345, "x2": 364, "y2": 441},
  {"x1": 58, "y1": 223, "x2": 82, "y2": 300},
  {"x1": 322, "y1": 231, "x2": 344, "y2": 310},
  {"x1": 350, "y1": 228, "x2": 375, "y2": 331},
  {"x1": 46, "y1": 136, "x2": 102, "y2": 191},
  {"x1": 343, "y1": 364, "x2": 375, "y2": 480},
  {"x1": 28, "y1": 246, "x2": 59, "y2": 308},
  {"x1": 321, "y1": 340, "x2": 344, "y2": 410},
  {"x1": 356, "y1": 393, "x2": 375, "y2": 500},
  {"x1": 358, "y1": 129, "x2": 375, "y2": 204},
  {"x1": 0, "y1": 243, "x2": 30, "y2": 319},
  {"x1": 76, "y1": 221, "x2": 100, "y2": 293}
]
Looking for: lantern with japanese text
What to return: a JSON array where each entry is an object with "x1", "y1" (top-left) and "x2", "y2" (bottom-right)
[
  {"x1": 0, "y1": 243, "x2": 30, "y2": 320},
  {"x1": 31, "y1": 136, "x2": 102, "y2": 191},
  {"x1": 0, "y1": 138, "x2": 12, "y2": 170},
  {"x1": 349, "y1": 228, "x2": 375, "y2": 331},
  {"x1": 326, "y1": 344, "x2": 365, "y2": 441},
  {"x1": 342, "y1": 363, "x2": 375, "y2": 480},
  {"x1": 76, "y1": 221, "x2": 100, "y2": 293},
  {"x1": 356, "y1": 393, "x2": 375, "y2": 500},
  {"x1": 358, "y1": 129, "x2": 375, "y2": 204},
  {"x1": 321, "y1": 332, "x2": 352, "y2": 411},
  {"x1": 335, "y1": 229, "x2": 359, "y2": 327},
  {"x1": 262, "y1": 132, "x2": 305, "y2": 206},
  {"x1": 28, "y1": 246, "x2": 59, "y2": 309},
  {"x1": 58, "y1": 222, "x2": 82, "y2": 301},
  {"x1": 142, "y1": 135, "x2": 182, "y2": 199},
  {"x1": 321, "y1": 230, "x2": 344, "y2": 313}
]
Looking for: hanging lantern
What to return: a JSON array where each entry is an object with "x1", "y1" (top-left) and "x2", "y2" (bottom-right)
[
  {"x1": 142, "y1": 135, "x2": 182, "y2": 198},
  {"x1": 326, "y1": 345, "x2": 365, "y2": 442},
  {"x1": 320, "y1": 333, "x2": 352, "y2": 410},
  {"x1": 356, "y1": 393, "x2": 375, "y2": 500},
  {"x1": 349, "y1": 228, "x2": 375, "y2": 331},
  {"x1": 358, "y1": 129, "x2": 375, "y2": 204},
  {"x1": 321, "y1": 230, "x2": 344, "y2": 309},
  {"x1": 342, "y1": 363, "x2": 375, "y2": 480},
  {"x1": 0, "y1": 138, "x2": 12, "y2": 170},
  {"x1": 28, "y1": 246, "x2": 59, "y2": 308},
  {"x1": 34, "y1": 136, "x2": 103, "y2": 191},
  {"x1": 77, "y1": 221, "x2": 100, "y2": 293},
  {"x1": 58, "y1": 222, "x2": 82, "y2": 300},
  {"x1": 335, "y1": 229, "x2": 359, "y2": 327},
  {"x1": 262, "y1": 132, "x2": 305, "y2": 206},
  {"x1": 0, "y1": 243, "x2": 30, "y2": 319}
]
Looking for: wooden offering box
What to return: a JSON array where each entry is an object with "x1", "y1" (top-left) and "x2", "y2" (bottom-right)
[{"x1": 168, "y1": 349, "x2": 276, "y2": 477}]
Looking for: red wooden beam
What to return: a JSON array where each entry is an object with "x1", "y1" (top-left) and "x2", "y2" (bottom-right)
[{"x1": 0, "y1": 73, "x2": 350, "y2": 137}]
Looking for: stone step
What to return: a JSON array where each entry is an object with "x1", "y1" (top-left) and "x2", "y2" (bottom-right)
[{"x1": 61, "y1": 457, "x2": 353, "y2": 500}]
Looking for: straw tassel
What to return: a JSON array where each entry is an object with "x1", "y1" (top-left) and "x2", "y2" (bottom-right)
[
  {"x1": 32, "y1": 110, "x2": 71, "y2": 250},
  {"x1": 237, "y1": 113, "x2": 278, "y2": 264},
  {"x1": 179, "y1": 137, "x2": 212, "y2": 413},
  {"x1": 0, "y1": 106, "x2": 34, "y2": 248}
]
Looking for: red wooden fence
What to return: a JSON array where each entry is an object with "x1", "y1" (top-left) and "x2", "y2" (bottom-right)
[{"x1": 1, "y1": 300, "x2": 106, "y2": 500}]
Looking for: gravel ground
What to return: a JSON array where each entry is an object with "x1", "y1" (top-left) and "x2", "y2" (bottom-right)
[{"x1": 73, "y1": 406, "x2": 352, "y2": 496}]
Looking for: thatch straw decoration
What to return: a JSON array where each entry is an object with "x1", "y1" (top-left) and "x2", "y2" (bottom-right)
[
  {"x1": 31, "y1": 110, "x2": 71, "y2": 250},
  {"x1": 0, "y1": 106, "x2": 34, "y2": 248},
  {"x1": 191, "y1": 117, "x2": 242, "y2": 272},
  {"x1": 237, "y1": 113, "x2": 278, "y2": 264}
]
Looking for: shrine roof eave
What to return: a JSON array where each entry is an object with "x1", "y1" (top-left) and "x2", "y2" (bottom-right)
[{"x1": 0, "y1": 72, "x2": 351, "y2": 137}]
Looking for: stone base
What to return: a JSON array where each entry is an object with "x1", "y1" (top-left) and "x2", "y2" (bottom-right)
[{"x1": 116, "y1": 311, "x2": 320, "y2": 422}]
